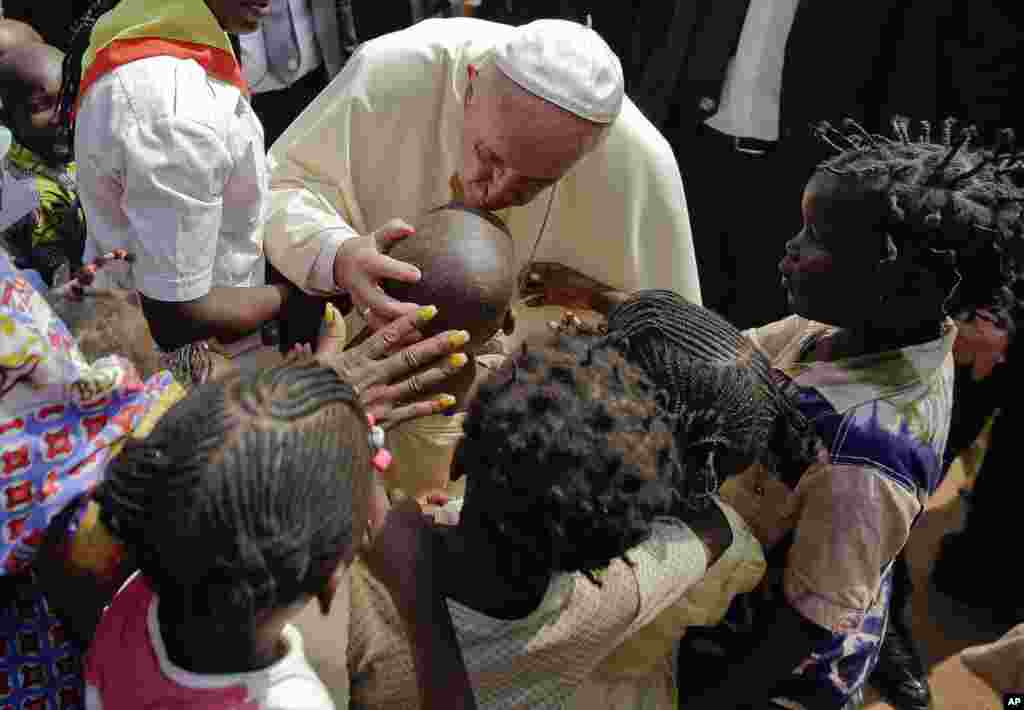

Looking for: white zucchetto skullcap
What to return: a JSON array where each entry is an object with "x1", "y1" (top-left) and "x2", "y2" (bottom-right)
[{"x1": 494, "y1": 19, "x2": 624, "y2": 125}]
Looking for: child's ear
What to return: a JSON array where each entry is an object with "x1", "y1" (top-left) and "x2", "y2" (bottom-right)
[
  {"x1": 502, "y1": 308, "x2": 515, "y2": 335},
  {"x1": 317, "y1": 574, "x2": 341, "y2": 616}
]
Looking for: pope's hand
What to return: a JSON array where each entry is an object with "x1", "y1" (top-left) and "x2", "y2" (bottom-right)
[{"x1": 333, "y1": 219, "x2": 423, "y2": 330}]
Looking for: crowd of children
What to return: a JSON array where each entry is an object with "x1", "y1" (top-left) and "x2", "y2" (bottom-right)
[{"x1": 2, "y1": 2, "x2": 1023, "y2": 710}]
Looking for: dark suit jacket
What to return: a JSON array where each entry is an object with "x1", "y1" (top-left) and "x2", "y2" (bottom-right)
[
  {"x1": 935, "y1": 0, "x2": 1023, "y2": 137},
  {"x1": 596, "y1": 0, "x2": 941, "y2": 140}
]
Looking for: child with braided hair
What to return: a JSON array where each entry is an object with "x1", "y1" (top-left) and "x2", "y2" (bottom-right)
[
  {"x1": 81, "y1": 305, "x2": 480, "y2": 710},
  {"x1": 560, "y1": 290, "x2": 820, "y2": 710},
  {"x1": 84, "y1": 362, "x2": 371, "y2": 710},
  {"x1": 681, "y1": 119, "x2": 1024, "y2": 710},
  {"x1": 328, "y1": 335, "x2": 729, "y2": 709}
]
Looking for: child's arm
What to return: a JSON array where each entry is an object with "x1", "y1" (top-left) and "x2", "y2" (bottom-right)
[
  {"x1": 691, "y1": 460, "x2": 918, "y2": 707},
  {"x1": 521, "y1": 262, "x2": 629, "y2": 318},
  {"x1": 33, "y1": 499, "x2": 135, "y2": 645},
  {"x1": 403, "y1": 557, "x2": 478, "y2": 710},
  {"x1": 363, "y1": 496, "x2": 477, "y2": 710},
  {"x1": 140, "y1": 283, "x2": 294, "y2": 351},
  {"x1": 684, "y1": 598, "x2": 833, "y2": 709}
]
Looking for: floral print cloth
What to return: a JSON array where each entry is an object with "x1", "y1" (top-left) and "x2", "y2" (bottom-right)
[{"x1": 0, "y1": 248, "x2": 173, "y2": 576}]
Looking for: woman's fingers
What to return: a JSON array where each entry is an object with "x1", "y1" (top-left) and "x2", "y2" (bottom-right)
[
  {"x1": 366, "y1": 394, "x2": 457, "y2": 430},
  {"x1": 364, "y1": 301, "x2": 420, "y2": 331},
  {"x1": 314, "y1": 302, "x2": 348, "y2": 359},
  {"x1": 353, "y1": 305, "x2": 439, "y2": 361},
  {"x1": 363, "y1": 350, "x2": 466, "y2": 410},
  {"x1": 371, "y1": 330, "x2": 469, "y2": 386}
]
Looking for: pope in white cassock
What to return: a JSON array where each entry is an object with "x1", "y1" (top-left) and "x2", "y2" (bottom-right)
[{"x1": 262, "y1": 17, "x2": 700, "y2": 331}]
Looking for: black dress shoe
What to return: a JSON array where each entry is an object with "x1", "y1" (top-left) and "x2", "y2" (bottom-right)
[{"x1": 871, "y1": 618, "x2": 932, "y2": 710}]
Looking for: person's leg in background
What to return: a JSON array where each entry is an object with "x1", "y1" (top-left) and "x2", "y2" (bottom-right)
[
  {"x1": 932, "y1": 372, "x2": 1024, "y2": 625},
  {"x1": 871, "y1": 551, "x2": 932, "y2": 710}
]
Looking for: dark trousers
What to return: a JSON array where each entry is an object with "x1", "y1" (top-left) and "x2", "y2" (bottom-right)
[
  {"x1": 935, "y1": 347, "x2": 1020, "y2": 613},
  {"x1": 670, "y1": 124, "x2": 824, "y2": 331},
  {"x1": 250, "y1": 64, "x2": 330, "y2": 149},
  {"x1": 958, "y1": 369, "x2": 1020, "y2": 551}
]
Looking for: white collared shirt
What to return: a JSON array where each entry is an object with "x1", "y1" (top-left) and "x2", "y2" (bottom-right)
[
  {"x1": 76, "y1": 56, "x2": 268, "y2": 302},
  {"x1": 240, "y1": 0, "x2": 324, "y2": 94},
  {"x1": 705, "y1": 0, "x2": 802, "y2": 142}
]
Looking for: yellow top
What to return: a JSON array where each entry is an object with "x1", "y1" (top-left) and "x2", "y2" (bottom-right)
[
  {"x1": 83, "y1": 0, "x2": 235, "y2": 75},
  {"x1": 68, "y1": 380, "x2": 187, "y2": 574}
]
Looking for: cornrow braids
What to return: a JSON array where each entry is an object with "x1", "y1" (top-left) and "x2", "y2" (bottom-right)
[
  {"x1": 603, "y1": 290, "x2": 819, "y2": 492},
  {"x1": 55, "y1": 0, "x2": 120, "y2": 155},
  {"x1": 97, "y1": 358, "x2": 372, "y2": 626},
  {"x1": 455, "y1": 335, "x2": 680, "y2": 583},
  {"x1": 810, "y1": 117, "x2": 1024, "y2": 318}
]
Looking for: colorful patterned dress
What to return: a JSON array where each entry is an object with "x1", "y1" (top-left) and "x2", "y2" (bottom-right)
[
  {"x1": 0, "y1": 248, "x2": 178, "y2": 709},
  {"x1": 0, "y1": 143, "x2": 85, "y2": 281}
]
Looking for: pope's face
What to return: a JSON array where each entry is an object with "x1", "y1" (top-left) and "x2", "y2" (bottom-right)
[{"x1": 460, "y1": 66, "x2": 601, "y2": 211}]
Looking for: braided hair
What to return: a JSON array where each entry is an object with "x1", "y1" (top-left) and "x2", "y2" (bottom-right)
[
  {"x1": 811, "y1": 118, "x2": 1024, "y2": 321},
  {"x1": 55, "y1": 0, "x2": 120, "y2": 154},
  {"x1": 96, "y1": 358, "x2": 372, "y2": 626},
  {"x1": 454, "y1": 335, "x2": 680, "y2": 583},
  {"x1": 603, "y1": 290, "x2": 819, "y2": 497}
]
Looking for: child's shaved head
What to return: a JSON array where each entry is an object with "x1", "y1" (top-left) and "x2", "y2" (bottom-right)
[
  {"x1": 0, "y1": 19, "x2": 43, "y2": 59},
  {"x1": 0, "y1": 41, "x2": 68, "y2": 164},
  {"x1": 0, "y1": 41, "x2": 62, "y2": 99},
  {"x1": 382, "y1": 203, "x2": 517, "y2": 347}
]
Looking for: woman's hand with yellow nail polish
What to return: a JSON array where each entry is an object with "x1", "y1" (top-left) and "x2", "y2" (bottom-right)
[{"x1": 315, "y1": 304, "x2": 469, "y2": 430}]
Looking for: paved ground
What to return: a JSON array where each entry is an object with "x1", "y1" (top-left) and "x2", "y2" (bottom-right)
[{"x1": 864, "y1": 455, "x2": 1007, "y2": 710}]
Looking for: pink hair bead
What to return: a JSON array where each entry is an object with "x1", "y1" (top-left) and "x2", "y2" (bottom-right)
[{"x1": 372, "y1": 449, "x2": 393, "y2": 472}]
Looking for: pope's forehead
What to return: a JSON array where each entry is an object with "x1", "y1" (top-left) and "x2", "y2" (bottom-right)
[{"x1": 484, "y1": 103, "x2": 593, "y2": 176}]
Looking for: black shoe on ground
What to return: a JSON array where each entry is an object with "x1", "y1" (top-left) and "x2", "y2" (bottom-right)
[{"x1": 871, "y1": 615, "x2": 932, "y2": 710}]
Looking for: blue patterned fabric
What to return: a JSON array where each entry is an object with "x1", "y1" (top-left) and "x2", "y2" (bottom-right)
[{"x1": 0, "y1": 572, "x2": 86, "y2": 709}]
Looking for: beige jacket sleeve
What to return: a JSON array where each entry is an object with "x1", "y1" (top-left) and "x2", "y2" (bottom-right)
[
  {"x1": 784, "y1": 462, "x2": 920, "y2": 633},
  {"x1": 262, "y1": 36, "x2": 450, "y2": 295}
]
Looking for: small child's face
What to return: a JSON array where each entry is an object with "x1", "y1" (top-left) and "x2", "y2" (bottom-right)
[
  {"x1": 954, "y1": 310, "x2": 1010, "y2": 381},
  {"x1": 779, "y1": 172, "x2": 886, "y2": 326},
  {"x1": 7, "y1": 67, "x2": 67, "y2": 165}
]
